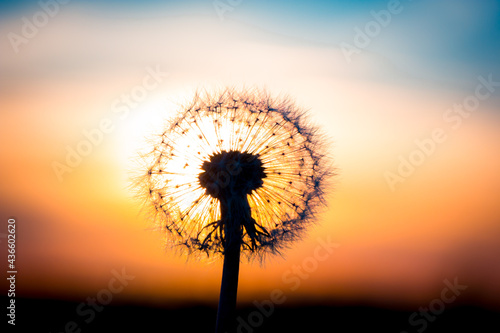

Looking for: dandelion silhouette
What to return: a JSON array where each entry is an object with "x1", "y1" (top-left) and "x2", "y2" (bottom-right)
[{"x1": 135, "y1": 88, "x2": 331, "y2": 332}]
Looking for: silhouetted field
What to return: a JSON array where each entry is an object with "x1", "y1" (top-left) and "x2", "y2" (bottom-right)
[{"x1": 4, "y1": 297, "x2": 499, "y2": 332}]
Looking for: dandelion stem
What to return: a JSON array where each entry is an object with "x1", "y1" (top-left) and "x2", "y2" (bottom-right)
[
  {"x1": 215, "y1": 231, "x2": 241, "y2": 333},
  {"x1": 215, "y1": 195, "x2": 247, "y2": 333}
]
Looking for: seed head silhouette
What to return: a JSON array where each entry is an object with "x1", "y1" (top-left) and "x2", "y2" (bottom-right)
[{"x1": 134, "y1": 88, "x2": 332, "y2": 332}]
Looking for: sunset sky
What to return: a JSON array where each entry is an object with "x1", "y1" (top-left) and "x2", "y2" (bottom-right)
[{"x1": 1, "y1": 0, "x2": 500, "y2": 314}]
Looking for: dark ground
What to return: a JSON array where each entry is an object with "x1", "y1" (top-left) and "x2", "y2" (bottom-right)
[{"x1": 3, "y1": 297, "x2": 499, "y2": 332}]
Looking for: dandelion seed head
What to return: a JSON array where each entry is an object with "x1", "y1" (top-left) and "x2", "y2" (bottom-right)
[{"x1": 134, "y1": 88, "x2": 332, "y2": 262}]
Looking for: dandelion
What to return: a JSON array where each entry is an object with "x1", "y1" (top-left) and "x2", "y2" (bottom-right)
[{"x1": 134, "y1": 88, "x2": 332, "y2": 332}]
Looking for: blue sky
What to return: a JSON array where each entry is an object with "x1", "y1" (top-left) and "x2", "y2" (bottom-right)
[{"x1": 1, "y1": 0, "x2": 500, "y2": 87}]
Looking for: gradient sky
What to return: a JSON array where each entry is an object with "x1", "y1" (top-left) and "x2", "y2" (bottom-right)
[{"x1": 1, "y1": 0, "x2": 500, "y2": 311}]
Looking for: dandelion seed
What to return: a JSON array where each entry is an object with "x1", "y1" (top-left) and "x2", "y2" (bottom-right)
[{"x1": 133, "y1": 88, "x2": 333, "y2": 333}]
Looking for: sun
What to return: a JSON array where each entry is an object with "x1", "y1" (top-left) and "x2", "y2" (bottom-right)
[{"x1": 114, "y1": 92, "x2": 195, "y2": 185}]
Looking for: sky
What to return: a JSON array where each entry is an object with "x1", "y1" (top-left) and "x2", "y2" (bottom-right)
[{"x1": 1, "y1": 0, "x2": 500, "y2": 314}]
